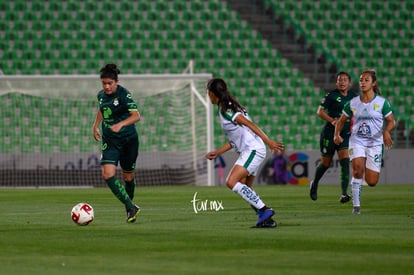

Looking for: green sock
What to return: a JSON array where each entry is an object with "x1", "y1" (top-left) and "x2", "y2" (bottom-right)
[
  {"x1": 313, "y1": 163, "x2": 329, "y2": 187},
  {"x1": 105, "y1": 176, "x2": 134, "y2": 210},
  {"x1": 125, "y1": 179, "x2": 136, "y2": 201},
  {"x1": 340, "y1": 158, "x2": 350, "y2": 195}
]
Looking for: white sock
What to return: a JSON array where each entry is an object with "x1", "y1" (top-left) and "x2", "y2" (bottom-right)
[
  {"x1": 351, "y1": 177, "x2": 363, "y2": 207},
  {"x1": 232, "y1": 182, "x2": 265, "y2": 209}
]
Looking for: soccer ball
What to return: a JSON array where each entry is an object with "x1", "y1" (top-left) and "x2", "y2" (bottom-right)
[{"x1": 71, "y1": 202, "x2": 94, "y2": 226}]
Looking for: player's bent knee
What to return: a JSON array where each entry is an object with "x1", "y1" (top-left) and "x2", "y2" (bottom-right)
[
  {"x1": 366, "y1": 180, "x2": 378, "y2": 187},
  {"x1": 122, "y1": 174, "x2": 135, "y2": 182},
  {"x1": 102, "y1": 173, "x2": 116, "y2": 181},
  {"x1": 352, "y1": 171, "x2": 364, "y2": 178},
  {"x1": 226, "y1": 181, "x2": 236, "y2": 189}
]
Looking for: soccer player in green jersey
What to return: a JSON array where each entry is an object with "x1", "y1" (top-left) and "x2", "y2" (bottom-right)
[
  {"x1": 92, "y1": 64, "x2": 141, "y2": 223},
  {"x1": 310, "y1": 72, "x2": 358, "y2": 203},
  {"x1": 334, "y1": 70, "x2": 394, "y2": 214}
]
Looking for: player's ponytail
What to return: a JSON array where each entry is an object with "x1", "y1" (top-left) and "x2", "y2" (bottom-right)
[
  {"x1": 100, "y1": 64, "x2": 120, "y2": 80},
  {"x1": 206, "y1": 78, "x2": 245, "y2": 113}
]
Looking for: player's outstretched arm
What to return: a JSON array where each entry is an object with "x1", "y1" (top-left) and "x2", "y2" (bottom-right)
[
  {"x1": 205, "y1": 142, "x2": 232, "y2": 160},
  {"x1": 234, "y1": 114, "x2": 284, "y2": 152}
]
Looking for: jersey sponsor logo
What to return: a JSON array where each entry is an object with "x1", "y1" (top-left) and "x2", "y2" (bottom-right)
[
  {"x1": 103, "y1": 107, "x2": 112, "y2": 119},
  {"x1": 356, "y1": 122, "x2": 372, "y2": 137}
]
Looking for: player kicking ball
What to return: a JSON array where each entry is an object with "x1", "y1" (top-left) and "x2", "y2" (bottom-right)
[{"x1": 205, "y1": 78, "x2": 284, "y2": 228}]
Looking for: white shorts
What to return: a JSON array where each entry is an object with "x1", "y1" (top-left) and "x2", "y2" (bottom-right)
[
  {"x1": 348, "y1": 143, "x2": 383, "y2": 173},
  {"x1": 235, "y1": 149, "x2": 266, "y2": 176}
]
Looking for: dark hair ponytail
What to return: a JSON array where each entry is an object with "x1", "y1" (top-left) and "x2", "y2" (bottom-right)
[
  {"x1": 100, "y1": 64, "x2": 120, "y2": 80},
  {"x1": 206, "y1": 78, "x2": 245, "y2": 113}
]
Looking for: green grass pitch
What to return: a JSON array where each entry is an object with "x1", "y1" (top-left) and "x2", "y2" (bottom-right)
[{"x1": 0, "y1": 184, "x2": 413, "y2": 275}]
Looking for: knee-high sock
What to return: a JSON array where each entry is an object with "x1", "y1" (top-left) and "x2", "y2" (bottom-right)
[
  {"x1": 125, "y1": 178, "x2": 136, "y2": 201},
  {"x1": 351, "y1": 177, "x2": 362, "y2": 207},
  {"x1": 232, "y1": 182, "x2": 265, "y2": 210},
  {"x1": 340, "y1": 158, "x2": 350, "y2": 195},
  {"x1": 105, "y1": 176, "x2": 134, "y2": 210},
  {"x1": 313, "y1": 163, "x2": 329, "y2": 186}
]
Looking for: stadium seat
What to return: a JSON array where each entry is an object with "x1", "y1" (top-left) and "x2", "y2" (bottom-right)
[{"x1": 1, "y1": 0, "x2": 412, "y2": 152}]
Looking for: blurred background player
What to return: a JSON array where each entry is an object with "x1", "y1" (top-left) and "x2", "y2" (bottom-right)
[
  {"x1": 205, "y1": 78, "x2": 284, "y2": 228},
  {"x1": 92, "y1": 64, "x2": 141, "y2": 223},
  {"x1": 310, "y1": 72, "x2": 358, "y2": 202},
  {"x1": 334, "y1": 70, "x2": 394, "y2": 214}
]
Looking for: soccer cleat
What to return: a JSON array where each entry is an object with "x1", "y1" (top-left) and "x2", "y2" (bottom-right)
[
  {"x1": 126, "y1": 204, "x2": 141, "y2": 223},
  {"x1": 256, "y1": 208, "x2": 275, "y2": 226},
  {"x1": 309, "y1": 180, "x2": 318, "y2": 201},
  {"x1": 352, "y1": 206, "x2": 361, "y2": 215},
  {"x1": 339, "y1": 194, "x2": 351, "y2": 203},
  {"x1": 256, "y1": 217, "x2": 277, "y2": 228}
]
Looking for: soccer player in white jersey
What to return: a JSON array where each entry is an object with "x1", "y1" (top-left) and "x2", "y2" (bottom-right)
[
  {"x1": 205, "y1": 78, "x2": 285, "y2": 227},
  {"x1": 334, "y1": 70, "x2": 394, "y2": 214}
]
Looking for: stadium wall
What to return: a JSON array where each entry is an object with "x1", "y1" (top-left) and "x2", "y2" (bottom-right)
[
  {"x1": 0, "y1": 152, "x2": 201, "y2": 187},
  {"x1": 216, "y1": 149, "x2": 414, "y2": 185},
  {"x1": 1, "y1": 150, "x2": 412, "y2": 186}
]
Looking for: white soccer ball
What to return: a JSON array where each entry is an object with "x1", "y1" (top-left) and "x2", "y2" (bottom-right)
[{"x1": 71, "y1": 202, "x2": 94, "y2": 226}]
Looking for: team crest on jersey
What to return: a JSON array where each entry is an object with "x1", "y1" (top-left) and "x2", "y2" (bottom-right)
[
  {"x1": 357, "y1": 122, "x2": 371, "y2": 137},
  {"x1": 113, "y1": 98, "x2": 119, "y2": 106},
  {"x1": 373, "y1": 103, "x2": 380, "y2": 111}
]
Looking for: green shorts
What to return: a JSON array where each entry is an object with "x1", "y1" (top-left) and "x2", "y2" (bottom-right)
[
  {"x1": 100, "y1": 134, "x2": 139, "y2": 172},
  {"x1": 319, "y1": 130, "x2": 349, "y2": 157}
]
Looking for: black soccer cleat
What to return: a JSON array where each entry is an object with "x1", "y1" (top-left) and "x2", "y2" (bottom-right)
[
  {"x1": 252, "y1": 217, "x2": 277, "y2": 228},
  {"x1": 126, "y1": 204, "x2": 141, "y2": 223},
  {"x1": 339, "y1": 194, "x2": 351, "y2": 203},
  {"x1": 309, "y1": 180, "x2": 318, "y2": 201}
]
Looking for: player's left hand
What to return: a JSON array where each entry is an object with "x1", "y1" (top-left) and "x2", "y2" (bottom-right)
[
  {"x1": 110, "y1": 124, "x2": 122, "y2": 133},
  {"x1": 383, "y1": 131, "x2": 393, "y2": 149},
  {"x1": 333, "y1": 135, "x2": 343, "y2": 145},
  {"x1": 268, "y1": 140, "x2": 284, "y2": 153}
]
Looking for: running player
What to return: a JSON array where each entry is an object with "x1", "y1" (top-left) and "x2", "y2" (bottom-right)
[
  {"x1": 92, "y1": 64, "x2": 141, "y2": 223},
  {"x1": 310, "y1": 72, "x2": 358, "y2": 202},
  {"x1": 334, "y1": 70, "x2": 394, "y2": 214},
  {"x1": 205, "y1": 78, "x2": 284, "y2": 228}
]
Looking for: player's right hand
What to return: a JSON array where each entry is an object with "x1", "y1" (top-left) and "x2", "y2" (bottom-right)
[
  {"x1": 205, "y1": 152, "x2": 217, "y2": 160},
  {"x1": 333, "y1": 135, "x2": 343, "y2": 145},
  {"x1": 93, "y1": 128, "x2": 101, "y2": 141}
]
